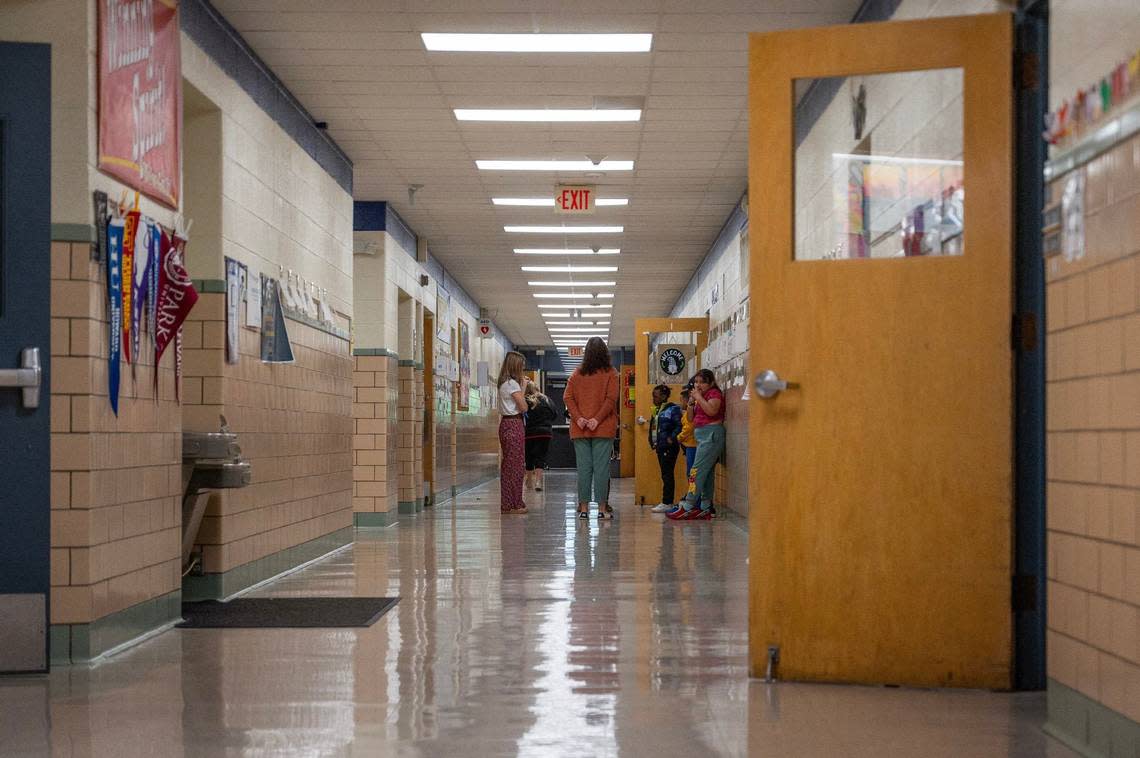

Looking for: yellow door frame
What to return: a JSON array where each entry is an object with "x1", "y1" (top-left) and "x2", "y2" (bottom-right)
[{"x1": 633, "y1": 317, "x2": 708, "y2": 506}]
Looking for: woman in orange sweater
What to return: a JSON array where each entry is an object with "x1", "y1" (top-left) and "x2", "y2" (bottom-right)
[{"x1": 563, "y1": 337, "x2": 620, "y2": 519}]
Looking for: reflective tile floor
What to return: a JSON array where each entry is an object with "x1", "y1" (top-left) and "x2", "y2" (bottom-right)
[{"x1": 3, "y1": 473, "x2": 1077, "y2": 757}]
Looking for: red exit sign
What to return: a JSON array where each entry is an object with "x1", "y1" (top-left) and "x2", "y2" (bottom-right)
[
  {"x1": 568, "y1": 346, "x2": 584, "y2": 357},
  {"x1": 555, "y1": 185, "x2": 595, "y2": 214}
]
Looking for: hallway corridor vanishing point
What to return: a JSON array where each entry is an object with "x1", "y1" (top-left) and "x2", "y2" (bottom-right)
[{"x1": 2, "y1": 473, "x2": 1075, "y2": 757}]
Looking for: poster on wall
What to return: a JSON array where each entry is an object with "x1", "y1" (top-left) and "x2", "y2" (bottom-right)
[
  {"x1": 435, "y1": 287, "x2": 451, "y2": 345},
  {"x1": 224, "y1": 258, "x2": 246, "y2": 364},
  {"x1": 97, "y1": 0, "x2": 182, "y2": 209},
  {"x1": 259, "y1": 275, "x2": 294, "y2": 363},
  {"x1": 457, "y1": 319, "x2": 471, "y2": 411}
]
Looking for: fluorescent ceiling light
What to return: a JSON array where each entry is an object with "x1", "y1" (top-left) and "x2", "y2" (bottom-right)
[
  {"x1": 550, "y1": 328, "x2": 610, "y2": 333},
  {"x1": 533, "y1": 293, "x2": 614, "y2": 299},
  {"x1": 422, "y1": 33, "x2": 653, "y2": 53},
  {"x1": 540, "y1": 312, "x2": 570, "y2": 317},
  {"x1": 495, "y1": 198, "x2": 628, "y2": 207},
  {"x1": 477, "y1": 160, "x2": 634, "y2": 172},
  {"x1": 505, "y1": 225, "x2": 623, "y2": 234},
  {"x1": 514, "y1": 248, "x2": 620, "y2": 255},
  {"x1": 521, "y1": 265, "x2": 617, "y2": 272},
  {"x1": 528, "y1": 281, "x2": 615, "y2": 287},
  {"x1": 544, "y1": 321, "x2": 611, "y2": 326},
  {"x1": 832, "y1": 152, "x2": 963, "y2": 167},
  {"x1": 537, "y1": 304, "x2": 611, "y2": 309},
  {"x1": 457, "y1": 109, "x2": 640, "y2": 122}
]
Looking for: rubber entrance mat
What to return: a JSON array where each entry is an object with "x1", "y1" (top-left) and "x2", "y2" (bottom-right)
[{"x1": 178, "y1": 597, "x2": 399, "y2": 629}]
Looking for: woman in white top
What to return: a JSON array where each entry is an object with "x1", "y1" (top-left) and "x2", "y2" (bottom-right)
[{"x1": 497, "y1": 351, "x2": 530, "y2": 514}]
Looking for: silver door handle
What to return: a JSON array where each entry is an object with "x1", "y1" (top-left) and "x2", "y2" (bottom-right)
[
  {"x1": 754, "y1": 369, "x2": 798, "y2": 399},
  {"x1": 0, "y1": 347, "x2": 42, "y2": 409}
]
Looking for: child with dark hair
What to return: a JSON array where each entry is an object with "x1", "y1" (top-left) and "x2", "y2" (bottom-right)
[
  {"x1": 649, "y1": 385, "x2": 683, "y2": 513},
  {"x1": 668, "y1": 369, "x2": 725, "y2": 521}
]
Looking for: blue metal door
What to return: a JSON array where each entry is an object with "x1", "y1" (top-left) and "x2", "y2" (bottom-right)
[{"x1": 0, "y1": 42, "x2": 52, "y2": 674}]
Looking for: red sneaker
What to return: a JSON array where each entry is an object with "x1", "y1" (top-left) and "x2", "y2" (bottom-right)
[
  {"x1": 691, "y1": 508, "x2": 714, "y2": 520},
  {"x1": 667, "y1": 506, "x2": 694, "y2": 520}
]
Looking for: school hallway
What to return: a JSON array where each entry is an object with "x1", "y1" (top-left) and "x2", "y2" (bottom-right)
[{"x1": 1, "y1": 472, "x2": 1074, "y2": 757}]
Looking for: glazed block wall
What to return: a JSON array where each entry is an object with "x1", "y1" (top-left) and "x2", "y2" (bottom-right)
[
  {"x1": 352, "y1": 355, "x2": 399, "y2": 518},
  {"x1": 49, "y1": 241, "x2": 182, "y2": 645},
  {"x1": 1045, "y1": 135, "x2": 1140, "y2": 725},
  {"x1": 182, "y1": 294, "x2": 353, "y2": 575},
  {"x1": 352, "y1": 227, "x2": 508, "y2": 515}
]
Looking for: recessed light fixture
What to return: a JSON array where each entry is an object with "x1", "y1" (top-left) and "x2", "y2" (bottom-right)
[
  {"x1": 537, "y1": 304, "x2": 612, "y2": 309},
  {"x1": 533, "y1": 293, "x2": 615, "y2": 299},
  {"x1": 514, "y1": 248, "x2": 620, "y2": 255},
  {"x1": 505, "y1": 225, "x2": 623, "y2": 234},
  {"x1": 422, "y1": 33, "x2": 653, "y2": 53},
  {"x1": 457, "y1": 109, "x2": 640, "y2": 122},
  {"x1": 545, "y1": 321, "x2": 611, "y2": 326},
  {"x1": 521, "y1": 266, "x2": 617, "y2": 272},
  {"x1": 528, "y1": 281, "x2": 616, "y2": 287},
  {"x1": 477, "y1": 160, "x2": 634, "y2": 172},
  {"x1": 549, "y1": 328, "x2": 610, "y2": 333},
  {"x1": 495, "y1": 198, "x2": 629, "y2": 207}
]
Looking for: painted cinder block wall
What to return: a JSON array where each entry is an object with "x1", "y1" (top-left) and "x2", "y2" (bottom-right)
[
  {"x1": 0, "y1": 0, "x2": 355, "y2": 660},
  {"x1": 351, "y1": 204, "x2": 508, "y2": 525}
]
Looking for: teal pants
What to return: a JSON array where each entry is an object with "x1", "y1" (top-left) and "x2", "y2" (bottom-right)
[
  {"x1": 573, "y1": 438, "x2": 614, "y2": 504},
  {"x1": 683, "y1": 424, "x2": 725, "y2": 511}
]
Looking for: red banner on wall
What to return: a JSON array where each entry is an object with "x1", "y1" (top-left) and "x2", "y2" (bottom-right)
[{"x1": 98, "y1": 0, "x2": 182, "y2": 209}]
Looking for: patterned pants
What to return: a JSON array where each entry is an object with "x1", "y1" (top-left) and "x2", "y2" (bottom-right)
[{"x1": 499, "y1": 417, "x2": 526, "y2": 511}]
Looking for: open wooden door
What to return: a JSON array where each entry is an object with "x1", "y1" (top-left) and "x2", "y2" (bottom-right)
[
  {"x1": 634, "y1": 318, "x2": 707, "y2": 507},
  {"x1": 748, "y1": 14, "x2": 1014, "y2": 688}
]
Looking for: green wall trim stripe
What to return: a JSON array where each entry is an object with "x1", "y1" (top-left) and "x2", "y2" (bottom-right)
[
  {"x1": 397, "y1": 500, "x2": 417, "y2": 514},
  {"x1": 354, "y1": 511, "x2": 396, "y2": 527},
  {"x1": 51, "y1": 223, "x2": 96, "y2": 243},
  {"x1": 192, "y1": 278, "x2": 227, "y2": 293},
  {"x1": 1045, "y1": 679, "x2": 1140, "y2": 758},
  {"x1": 182, "y1": 527, "x2": 353, "y2": 601},
  {"x1": 353, "y1": 348, "x2": 398, "y2": 357},
  {"x1": 398, "y1": 360, "x2": 416, "y2": 367},
  {"x1": 50, "y1": 590, "x2": 182, "y2": 664}
]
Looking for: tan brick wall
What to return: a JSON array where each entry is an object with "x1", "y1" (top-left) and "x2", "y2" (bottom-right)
[
  {"x1": 1045, "y1": 134, "x2": 1140, "y2": 724},
  {"x1": 352, "y1": 355, "x2": 397, "y2": 515},
  {"x1": 49, "y1": 242, "x2": 182, "y2": 626},
  {"x1": 397, "y1": 364, "x2": 418, "y2": 506},
  {"x1": 182, "y1": 293, "x2": 353, "y2": 574}
]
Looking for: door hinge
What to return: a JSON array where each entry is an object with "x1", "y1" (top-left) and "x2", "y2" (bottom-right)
[
  {"x1": 1018, "y1": 51, "x2": 1040, "y2": 92},
  {"x1": 1011, "y1": 312, "x2": 1038, "y2": 352},
  {"x1": 1012, "y1": 574, "x2": 1038, "y2": 612}
]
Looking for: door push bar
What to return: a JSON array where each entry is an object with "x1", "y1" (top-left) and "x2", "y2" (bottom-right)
[{"x1": 0, "y1": 347, "x2": 42, "y2": 409}]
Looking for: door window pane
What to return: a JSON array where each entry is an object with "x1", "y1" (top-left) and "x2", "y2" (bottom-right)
[{"x1": 794, "y1": 68, "x2": 964, "y2": 261}]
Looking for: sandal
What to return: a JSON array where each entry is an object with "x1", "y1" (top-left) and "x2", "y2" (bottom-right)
[
  {"x1": 577, "y1": 505, "x2": 589, "y2": 520},
  {"x1": 597, "y1": 504, "x2": 613, "y2": 519}
]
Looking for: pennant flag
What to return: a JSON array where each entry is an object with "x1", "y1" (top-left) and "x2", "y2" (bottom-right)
[
  {"x1": 155, "y1": 228, "x2": 199, "y2": 397},
  {"x1": 121, "y1": 209, "x2": 140, "y2": 363},
  {"x1": 131, "y1": 219, "x2": 154, "y2": 367},
  {"x1": 106, "y1": 217, "x2": 125, "y2": 415}
]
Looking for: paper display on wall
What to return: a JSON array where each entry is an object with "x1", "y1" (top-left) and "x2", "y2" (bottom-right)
[
  {"x1": 225, "y1": 258, "x2": 246, "y2": 364},
  {"x1": 245, "y1": 274, "x2": 262, "y2": 328},
  {"x1": 259, "y1": 275, "x2": 295, "y2": 363}
]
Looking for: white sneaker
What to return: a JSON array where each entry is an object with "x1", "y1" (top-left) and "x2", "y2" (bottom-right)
[{"x1": 650, "y1": 502, "x2": 674, "y2": 513}]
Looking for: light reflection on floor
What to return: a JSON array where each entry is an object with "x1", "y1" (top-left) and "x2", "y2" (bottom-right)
[{"x1": 0, "y1": 472, "x2": 1076, "y2": 757}]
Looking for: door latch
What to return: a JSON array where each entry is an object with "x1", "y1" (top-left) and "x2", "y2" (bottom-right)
[{"x1": 0, "y1": 347, "x2": 42, "y2": 409}]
